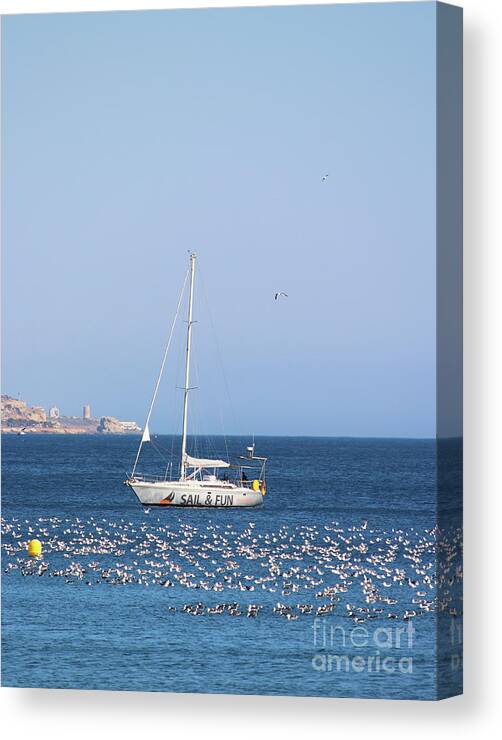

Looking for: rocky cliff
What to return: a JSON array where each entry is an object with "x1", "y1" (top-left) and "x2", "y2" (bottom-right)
[
  {"x1": 97, "y1": 416, "x2": 128, "y2": 434},
  {"x1": 1, "y1": 396, "x2": 47, "y2": 424}
]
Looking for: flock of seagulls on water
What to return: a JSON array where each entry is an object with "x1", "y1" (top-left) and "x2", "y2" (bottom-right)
[{"x1": 1, "y1": 515, "x2": 462, "y2": 625}]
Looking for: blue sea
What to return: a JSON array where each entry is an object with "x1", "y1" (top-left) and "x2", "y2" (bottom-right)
[{"x1": 1, "y1": 435, "x2": 462, "y2": 700}]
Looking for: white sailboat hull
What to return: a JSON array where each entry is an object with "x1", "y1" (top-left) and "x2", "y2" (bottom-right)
[{"x1": 127, "y1": 479, "x2": 264, "y2": 508}]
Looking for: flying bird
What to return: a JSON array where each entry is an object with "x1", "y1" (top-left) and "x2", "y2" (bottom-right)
[
  {"x1": 274, "y1": 292, "x2": 288, "y2": 301},
  {"x1": 321, "y1": 174, "x2": 329, "y2": 182}
]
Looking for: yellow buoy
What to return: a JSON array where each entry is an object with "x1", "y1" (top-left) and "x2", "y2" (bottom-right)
[
  {"x1": 252, "y1": 479, "x2": 260, "y2": 491},
  {"x1": 28, "y1": 539, "x2": 42, "y2": 557}
]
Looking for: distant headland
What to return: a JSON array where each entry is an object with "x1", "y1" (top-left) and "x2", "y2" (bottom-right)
[{"x1": 1, "y1": 395, "x2": 141, "y2": 435}]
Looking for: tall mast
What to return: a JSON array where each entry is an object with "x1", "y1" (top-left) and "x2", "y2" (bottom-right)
[{"x1": 180, "y1": 252, "x2": 196, "y2": 480}]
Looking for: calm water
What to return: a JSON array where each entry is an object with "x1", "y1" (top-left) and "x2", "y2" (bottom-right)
[{"x1": 1, "y1": 435, "x2": 462, "y2": 699}]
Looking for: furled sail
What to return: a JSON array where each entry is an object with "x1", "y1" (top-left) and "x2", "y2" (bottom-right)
[{"x1": 183, "y1": 453, "x2": 230, "y2": 469}]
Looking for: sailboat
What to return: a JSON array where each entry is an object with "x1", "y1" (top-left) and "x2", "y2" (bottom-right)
[{"x1": 125, "y1": 252, "x2": 267, "y2": 507}]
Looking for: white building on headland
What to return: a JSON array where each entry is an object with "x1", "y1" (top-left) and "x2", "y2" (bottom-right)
[
  {"x1": 119, "y1": 421, "x2": 141, "y2": 432},
  {"x1": 49, "y1": 406, "x2": 60, "y2": 419},
  {"x1": 83, "y1": 404, "x2": 91, "y2": 420}
]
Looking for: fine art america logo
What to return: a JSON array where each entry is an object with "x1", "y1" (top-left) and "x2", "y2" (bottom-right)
[{"x1": 311, "y1": 617, "x2": 416, "y2": 674}]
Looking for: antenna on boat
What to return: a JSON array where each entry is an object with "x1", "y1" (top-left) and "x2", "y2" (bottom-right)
[
  {"x1": 246, "y1": 434, "x2": 255, "y2": 459},
  {"x1": 180, "y1": 251, "x2": 197, "y2": 480}
]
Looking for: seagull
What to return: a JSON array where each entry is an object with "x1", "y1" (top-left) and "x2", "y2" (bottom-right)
[
  {"x1": 274, "y1": 292, "x2": 288, "y2": 300},
  {"x1": 321, "y1": 174, "x2": 329, "y2": 182}
]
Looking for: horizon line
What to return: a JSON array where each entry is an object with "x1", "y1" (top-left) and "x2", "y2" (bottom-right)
[{"x1": 2, "y1": 431, "x2": 461, "y2": 441}]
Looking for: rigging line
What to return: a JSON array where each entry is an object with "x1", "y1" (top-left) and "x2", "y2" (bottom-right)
[
  {"x1": 131, "y1": 265, "x2": 190, "y2": 478},
  {"x1": 192, "y1": 340, "x2": 213, "y2": 464},
  {"x1": 218, "y1": 404, "x2": 229, "y2": 465},
  {"x1": 192, "y1": 338, "x2": 220, "y2": 462},
  {"x1": 191, "y1": 344, "x2": 219, "y2": 464},
  {"x1": 192, "y1": 354, "x2": 202, "y2": 461},
  {"x1": 198, "y1": 266, "x2": 232, "y2": 462},
  {"x1": 192, "y1": 345, "x2": 211, "y2": 461},
  {"x1": 169, "y1": 321, "x2": 184, "y2": 475},
  {"x1": 150, "y1": 437, "x2": 168, "y2": 461},
  {"x1": 148, "y1": 434, "x2": 174, "y2": 459}
]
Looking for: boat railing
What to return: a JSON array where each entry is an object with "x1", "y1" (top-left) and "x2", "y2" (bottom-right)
[
  {"x1": 129, "y1": 473, "x2": 265, "y2": 486},
  {"x1": 128, "y1": 473, "x2": 174, "y2": 483}
]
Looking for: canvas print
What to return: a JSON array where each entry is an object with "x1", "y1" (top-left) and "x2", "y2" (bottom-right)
[{"x1": 1, "y1": 2, "x2": 463, "y2": 700}]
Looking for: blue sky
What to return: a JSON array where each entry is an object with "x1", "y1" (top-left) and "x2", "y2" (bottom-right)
[{"x1": 1, "y1": 3, "x2": 437, "y2": 436}]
